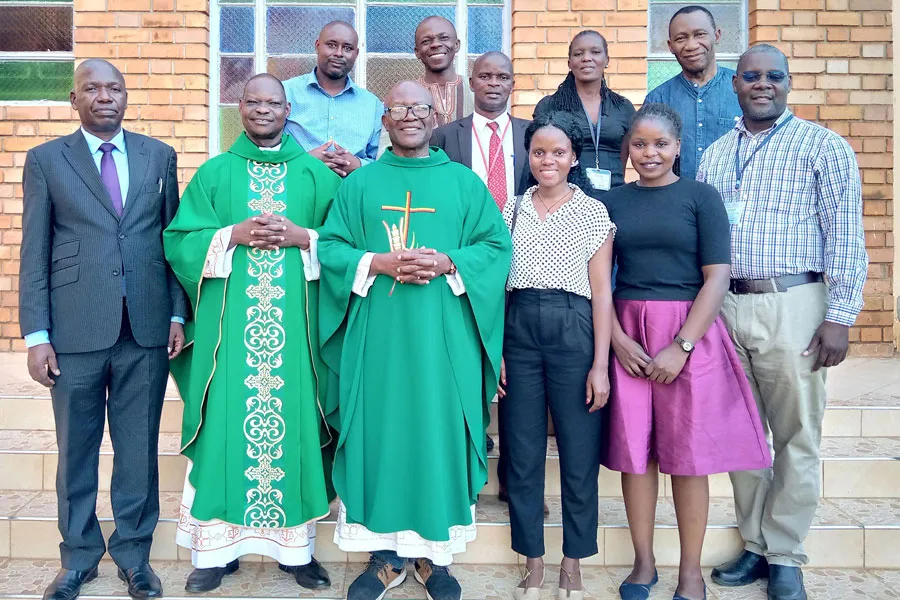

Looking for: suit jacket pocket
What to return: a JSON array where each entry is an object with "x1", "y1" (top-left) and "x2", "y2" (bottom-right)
[
  {"x1": 50, "y1": 264, "x2": 79, "y2": 289},
  {"x1": 51, "y1": 240, "x2": 79, "y2": 263}
]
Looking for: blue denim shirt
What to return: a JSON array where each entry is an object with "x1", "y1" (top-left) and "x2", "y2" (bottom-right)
[
  {"x1": 644, "y1": 65, "x2": 741, "y2": 180},
  {"x1": 283, "y1": 69, "x2": 384, "y2": 164}
]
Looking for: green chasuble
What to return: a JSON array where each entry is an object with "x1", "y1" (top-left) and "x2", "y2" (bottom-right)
[
  {"x1": 164, "y1": 133, "x2": 341, "y2": 529},
  {"x1": 318, "y1": 148, "x2": 511, "y2": 541}
]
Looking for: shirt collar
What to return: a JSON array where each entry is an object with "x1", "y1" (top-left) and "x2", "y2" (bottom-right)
[
  {"x1": 678, "y1": 64, "x2": 727, "y2": 94},
  {"x1": 258, "y1": 143, "x2": 282, "y2": 151},
  {"x1": 306, "y1": 68, "x2": 355, "y2": 96},
  {"x1": 736, "y1": 108, "x2": 794, "y2": 136},
  {"x1": 472, "y1": 110, "x2": 510, "y2": 132},
  {"x1": 81, "y1": 127, "x2": 126, "y2": 154}
]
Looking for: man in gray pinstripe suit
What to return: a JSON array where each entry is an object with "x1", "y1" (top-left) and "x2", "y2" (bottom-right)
[{"x1": 19, "y1": 59, "x2": 188, "y2": 600}]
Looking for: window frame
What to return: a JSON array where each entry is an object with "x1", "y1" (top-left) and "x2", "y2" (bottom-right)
[
  {"x1": 645, "y1": 0, "x2": 748, "y2": 90},
  {"x1": 0, "y1": 0, "x2": 75, "y2": 105},
  {"x1": 208, "y1": 0, "x2": 510, "y2": 156}
]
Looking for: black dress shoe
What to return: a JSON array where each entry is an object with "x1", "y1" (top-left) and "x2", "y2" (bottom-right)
[
  {"x1": 278, "y1": 558, "x2": 331, "y2": 589},
  {"x1": 767, "y1": 565, "x2": 806, "y2": 600},
  {"x1": 711, "y1": 550, "x2": 769, "y2": 587},
  {"x1": 185, "y1": 560, "x2": 240, "y2": 593},
  {"x1": 117, "y1": 564, "x2": 163, "y2": 599},
  {"x1": 486, "y1": 435, "x2": 495, "y2": 453},
  {"x1": 42, "y1": 567, "x2": 98, "y2": 600}
]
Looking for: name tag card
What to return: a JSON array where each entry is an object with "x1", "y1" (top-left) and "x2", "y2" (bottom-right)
[
  {"x1": 725, "y1": 201, "x2": 747, "y2": 226},
  {"x1": 585, "y1": 168, "x2": 612, "y2": 191}
]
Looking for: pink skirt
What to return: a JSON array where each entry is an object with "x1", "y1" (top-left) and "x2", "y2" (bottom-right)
[{"x1": 603, "y1": 299, "x2": 772, "y2": 476}]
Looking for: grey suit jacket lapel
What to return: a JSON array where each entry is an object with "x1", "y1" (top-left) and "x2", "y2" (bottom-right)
[
  {"x1": 121, "y1": 130, "x2": 149, "y2": 221},
  {"x1": 62, "y1": 131, "x2": 119, "y2": 219},
  {"x1": 457, "y1": 115, "x2": 474, "y2": 169}
]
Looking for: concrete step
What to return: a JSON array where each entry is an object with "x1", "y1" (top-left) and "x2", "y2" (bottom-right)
[
  {"x1": 2, "y1": 491, "x2": 899, "y2": 569},
  {"x1": 2, "y1": 430, "x2": 899, "y2": 499},
  {"x1": 2, "y1": 355, "x2": 900, "y2": 437},
  {"x1": 1, "y1": 559, "x2": 898, "y2": 600},
  {"x1": 4, "y1": 393, "x2": 900, "y2": 438}
]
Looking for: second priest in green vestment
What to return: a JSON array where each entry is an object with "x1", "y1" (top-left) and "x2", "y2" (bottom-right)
[{"x1": 318, "y1": 131, "x2": 512, "y2": 563}]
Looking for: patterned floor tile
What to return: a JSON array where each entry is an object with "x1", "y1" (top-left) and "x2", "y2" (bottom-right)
[
  {"x1": 820, "y1": 436, "x2": 900, "y2": 458},
  {"x1": 869, "y1": 570, "x2": 900, "y2": 598},
  {"x1": 805, "y1": 568, "x2": 896, "y2": 598},
  {"x1": 825, "y1": 498, "x2": 900, "y2": 526},
  {"x1": 0, "y1": 430, "x2": 56, "y2": 451},
  {"x1": 0, "y1": 559, "x2": 70, "y2": 596},
  {"x1": 251, "y1": 562, "x2": 346, "y2": 598},
  {"x1": 0, "y1": 490, "x2": 39, "y2": 517},
  {"x1": 161, "y1": 560, "x2": 263, "y2": 598}
]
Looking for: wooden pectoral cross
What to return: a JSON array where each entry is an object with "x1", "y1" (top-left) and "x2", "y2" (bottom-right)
[{"x1": 381, "y1": 191, "x2": 436, "y2": 250}]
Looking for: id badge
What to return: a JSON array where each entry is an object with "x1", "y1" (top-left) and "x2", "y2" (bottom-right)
[
  {"x1": 725, "y1": 201, "x2": 746, "y2": 226},
  {"x1": 585, "y1": 168, "x2": 612, "y2": 191}
]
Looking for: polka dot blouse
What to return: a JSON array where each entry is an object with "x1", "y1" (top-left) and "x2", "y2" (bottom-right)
[{"x1": 503, "y1": 183, "x2": 615, "y2": 300}]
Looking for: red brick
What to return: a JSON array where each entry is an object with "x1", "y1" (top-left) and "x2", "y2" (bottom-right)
[
  {"x1": 4, "y1": 107, "x2": 49, "y2": 121},
  {"x1": 142, "y1": 14, "x2": 184, "y2": 27}
]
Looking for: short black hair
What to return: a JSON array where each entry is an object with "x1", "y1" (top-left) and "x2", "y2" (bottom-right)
[
  {"x1": 669, "y1": 5, "x2": 716, "y2": 31},
  {"x1": 630, "y1": 102, "x2": 683, "y2": 140},
  {"x1": 524, "y1": 111, "x2": 592, "y2": 192}
]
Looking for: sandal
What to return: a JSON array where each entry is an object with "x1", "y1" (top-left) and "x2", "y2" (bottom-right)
[
  {"x1": 513, "y1": 562, "x2": 544, "y2": 600},
  {"x1": 557, "y1": 564, "x2": 584, "y2": 600}
]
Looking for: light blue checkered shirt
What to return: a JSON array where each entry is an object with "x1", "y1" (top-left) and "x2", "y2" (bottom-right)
[
  {"x1": 283, "y1": 69, "x2": 384, "y2": 165},
  {"x1": 697, "y1": 109, "x2": 868, "y2": 326}
]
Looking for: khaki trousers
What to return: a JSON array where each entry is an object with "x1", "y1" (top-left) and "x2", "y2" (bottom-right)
[{"x1": 720, "y1": 282, "x2": 828, "y2": 567}]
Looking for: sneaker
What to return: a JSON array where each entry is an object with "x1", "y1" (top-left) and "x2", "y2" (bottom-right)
[
  {"x1": 413, "y1": 559, "x2": 462, "y2": 600},
  {"x1": 347, "y1": 555, "x2": 407, "y2": 600}
]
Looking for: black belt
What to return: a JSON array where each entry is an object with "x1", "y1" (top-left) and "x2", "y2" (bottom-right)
[{"x1": 729, "y1": 272, "x2": 823, "y2": 295}]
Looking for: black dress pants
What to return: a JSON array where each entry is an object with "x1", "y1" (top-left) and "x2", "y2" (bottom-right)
[
  {"x1": 50, "y1": 304, "x2": 169, "y2": 571},
  {"x1": 502, "y1": 289, "x2": 603, "y2": 559}
]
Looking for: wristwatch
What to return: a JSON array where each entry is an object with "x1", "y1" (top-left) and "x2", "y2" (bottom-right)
[
  {"x1": 447, "y1": 260, "x2": 457, "y2": 275},
  {"x1": 674, "y1": 335, "x2": 695, "y2": 353}
]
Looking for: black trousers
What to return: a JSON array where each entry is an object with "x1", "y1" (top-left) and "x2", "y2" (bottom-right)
[
  {"x1": 51, "y1": 304, "x2": 169, "y2": 571},
  {"x1": 501, "y1": 289, "x2": 603, "y2": 559}
]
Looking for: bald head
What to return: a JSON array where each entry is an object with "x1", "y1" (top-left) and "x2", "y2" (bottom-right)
[
  {"x1": 319, "y1": 20, "x2": 357, "y2": 43},
  {"x1": 473, "y1": 51, "x2": 512, "y2": 72},
  {"x1": 71, "y1": 59, "x2": 127, "y2": 139},
  {"x1": 242, "y1": 73, "x2": 286, "y2": 102},
  {"x1": 385, "y1": 80, "x2": 433, "y2": 108},
  {"x1": 74, "y1": 59, "x2": 125, "y2": 86},
  {"x1": 737, "y1": 43, "x2": 789, "y2": 74},
  {"x1": 414, "y1": 15, "x2": 460, "y2": 75},
  {"x1": 415, "y1": 15, "x2": 455, "y2": 38}
]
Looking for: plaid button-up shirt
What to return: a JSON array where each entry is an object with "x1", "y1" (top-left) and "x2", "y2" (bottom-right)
[{"x1": 697, "y1": 109, "x2": 868, "y2": 326}]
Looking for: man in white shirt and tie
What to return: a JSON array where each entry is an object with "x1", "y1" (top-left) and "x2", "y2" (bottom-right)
[{"x1": 432, "y1": 50, "x2": 532, "y2": 505}]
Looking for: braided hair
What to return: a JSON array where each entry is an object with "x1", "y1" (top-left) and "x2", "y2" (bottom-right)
[
  {"x1": 626, "y1": 102, "x2": 684, "y2": 176},
  {"x1": 544, "y1": 30, "x2": 631, "y2": 113},
  {"x1": 524, "y1": 111, "x2": 594, "y2": 193}
]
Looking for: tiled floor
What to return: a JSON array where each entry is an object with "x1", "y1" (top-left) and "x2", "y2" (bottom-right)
[{"x1": 1, "y1": 560, "x2": 899, "y2": 599}]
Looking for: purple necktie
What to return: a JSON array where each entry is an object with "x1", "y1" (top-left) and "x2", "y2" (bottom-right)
[{"x1": 99, "y1": 142, "x2": 123, "y2": 217}]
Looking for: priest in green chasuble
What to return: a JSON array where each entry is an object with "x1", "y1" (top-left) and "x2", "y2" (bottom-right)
[
  {"x1": 318, "y1": 81, "x2": 511, "y2": 600},
  {"x1": 163, "y1": 74, "x2": 340, "y2": 592}
]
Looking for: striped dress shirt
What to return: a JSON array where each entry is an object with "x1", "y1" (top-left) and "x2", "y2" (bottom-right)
[{"x1": 697, "y1": 109, "x2": 868, "y2": 327}]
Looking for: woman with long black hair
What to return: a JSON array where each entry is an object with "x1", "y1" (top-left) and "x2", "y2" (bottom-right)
[{"x1": 534, "y1": 30, "x2": 636, "y2": 196}]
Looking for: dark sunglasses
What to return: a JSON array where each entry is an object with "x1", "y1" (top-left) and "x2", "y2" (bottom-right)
[
  {"x1": 740, "y1": 70, "x2": 788, "y2": 83},
  {"x1": 385, "y1": 104, "x2": 433, "y2": 121}
]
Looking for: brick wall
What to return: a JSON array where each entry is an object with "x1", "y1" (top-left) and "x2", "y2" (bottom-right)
[
  {"x1": 511, "y1": 0, "x2": 895, "y2": 356},
  {"x1": 0, "y1": 0, "x2": 895, "y2": 355},
  {"x1": 0, "y1": 0, "x2": 210, "y2": 350}
]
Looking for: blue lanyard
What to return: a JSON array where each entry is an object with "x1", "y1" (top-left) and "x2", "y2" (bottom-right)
[
  {"x1": 734, "y1": 115, "x2": 792, "y2": 190},
  {"x1": 581, "y1": 101, "x2": 602, "y2": 169}
]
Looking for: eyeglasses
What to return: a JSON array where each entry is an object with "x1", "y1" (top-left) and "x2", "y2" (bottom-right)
[
  {"x1": 385, "y1": 104, "x2": 433, "y2": 121},
  {"x1": 740, "y1": 70, "x2": 788, "y2": 83}
]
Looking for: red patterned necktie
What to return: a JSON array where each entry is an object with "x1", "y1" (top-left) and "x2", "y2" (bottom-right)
[{"x1": 485, "y1": 121, "x2": 507, "y2": 210}]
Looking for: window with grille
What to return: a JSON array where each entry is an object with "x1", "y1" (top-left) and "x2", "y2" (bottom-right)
[
  {"x1": 646, "y1": 0, "x2": 747, "y2": 91},
  {"x1": 0, "y1": 0, "x2": 74, "y2": 102},
  {"x1": 211, "y1": 0, "x2": 509, "y2": 154}
]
